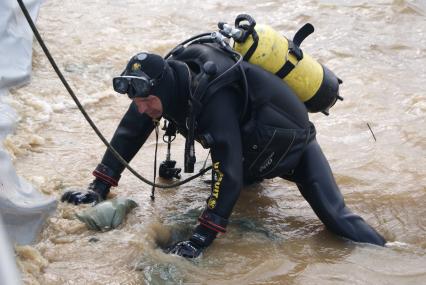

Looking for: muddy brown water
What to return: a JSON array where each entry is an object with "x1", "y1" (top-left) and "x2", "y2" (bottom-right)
[{"x1": 6, "y1": 0, "x2": 426, "y2": 284}]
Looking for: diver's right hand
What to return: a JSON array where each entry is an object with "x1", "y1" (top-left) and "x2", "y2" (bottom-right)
[
  {"x1": 61, "y1": 189, "x2": 102, "y2": 205},
  {"x1": 61, "y1": 179, "x2": 111, "y2": 205}
]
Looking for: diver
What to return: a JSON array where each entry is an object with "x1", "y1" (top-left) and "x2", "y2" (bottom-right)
[{"x1": 61, "y1": 42, "x2": 386, "y2": 258}]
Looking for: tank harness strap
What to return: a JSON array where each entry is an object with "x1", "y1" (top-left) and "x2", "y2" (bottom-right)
[
  {"x1": 293, "y1": 23, "x2": 314, "y2": 47},
  {"x1": 232, "y1": 15, "x2": 259, "y2": 62},
  {"x1": 184, "y1": 63, "x2": 216, "y2": 173},
  {"x1": 275, "y1": 23, "x2": 315, "y2": 79},
  {"x1": 184, "y1": 71, "x2": 245, "y2": 173},
  {"x1": 275, "y1": 40, "x2": 303, "y2": 79},
  {"x1": 242, "y1": 30, "x2": 259, "y2": 61}
]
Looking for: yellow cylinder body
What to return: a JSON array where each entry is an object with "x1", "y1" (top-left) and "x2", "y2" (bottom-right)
[{"x1": 233, "y1": 24, "x2": 324, "y2": 103}]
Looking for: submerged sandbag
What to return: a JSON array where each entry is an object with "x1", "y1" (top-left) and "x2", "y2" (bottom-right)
[{"x1": 76, "y1": 197, "x2": 138, "y2": 231}]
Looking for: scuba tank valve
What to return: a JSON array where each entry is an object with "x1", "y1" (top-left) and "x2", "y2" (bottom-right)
[{"x1": 218, "y1": 22, "x2": 243, "y2": 40}]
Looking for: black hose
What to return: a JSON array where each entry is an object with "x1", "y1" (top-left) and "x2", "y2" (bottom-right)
[
  {"x1": 164, "y1": 32, "x2": 211, "y2": 59},
  {"x1": 16, "y1": 0, "x2": 211, "y2": 189}
]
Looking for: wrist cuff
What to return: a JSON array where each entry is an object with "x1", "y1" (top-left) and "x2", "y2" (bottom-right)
[
  {"x1": 92, "y1": 163, "x2": 121, "y2": 187},
  {"x1": 198, "y1": 209, "x2": 228, "y2": 233},
  {"x1": 89, "y1": 179, "x2": 111, "y2": 200},
  {"x1": 190, "y1": 224, "x2": 218, "y2": 248}
]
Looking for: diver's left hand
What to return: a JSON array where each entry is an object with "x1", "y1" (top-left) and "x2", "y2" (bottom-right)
[{"x1": 168, "y1": 240, "x2": 203, "y2": 258}]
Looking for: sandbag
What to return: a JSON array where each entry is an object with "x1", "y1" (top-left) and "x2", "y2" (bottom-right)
[{"x1": 76, "y1": 197, "x2": 138, "y2": 231}]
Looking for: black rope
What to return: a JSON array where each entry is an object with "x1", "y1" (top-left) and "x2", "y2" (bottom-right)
[
  {"x1": 151, "y1": 120, "x2": 160, "y2": 200},
  {"x1": 17, "y1": 0, "x2": 211, "y2": 189},
  {"x1": 201, "y1": 150, "x2": 211, "y2": 173}
]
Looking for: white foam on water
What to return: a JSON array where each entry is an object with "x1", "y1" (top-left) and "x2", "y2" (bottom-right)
[
  {"x1": 386, "y1": 241, "x2": 411, "y2": 248},
  {"x1": 0, "y1": 1, "x2": 57, "y2": 283}
]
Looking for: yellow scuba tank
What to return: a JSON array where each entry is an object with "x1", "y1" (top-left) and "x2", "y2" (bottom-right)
[{"x1": 223, "y1": 14, "x2": 343, "y2": 115}]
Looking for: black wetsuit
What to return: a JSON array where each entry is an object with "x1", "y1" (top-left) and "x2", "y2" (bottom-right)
[{"x1": 98, "y1": 43, "x2": 385, "y2": 246}]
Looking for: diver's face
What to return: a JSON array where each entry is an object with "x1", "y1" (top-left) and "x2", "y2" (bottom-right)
[{"x1": 133, "y1": 95, "x2": 163, "y2": 119}]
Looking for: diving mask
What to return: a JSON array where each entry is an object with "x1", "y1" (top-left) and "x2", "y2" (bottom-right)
[{"x1": 112, "y1": 52, "x2": 166, "y2": 98}]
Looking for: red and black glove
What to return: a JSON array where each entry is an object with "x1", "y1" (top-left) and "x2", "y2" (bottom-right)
[{"x1": 60, "y1": 163, "x2": 120, "y2": 205}]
